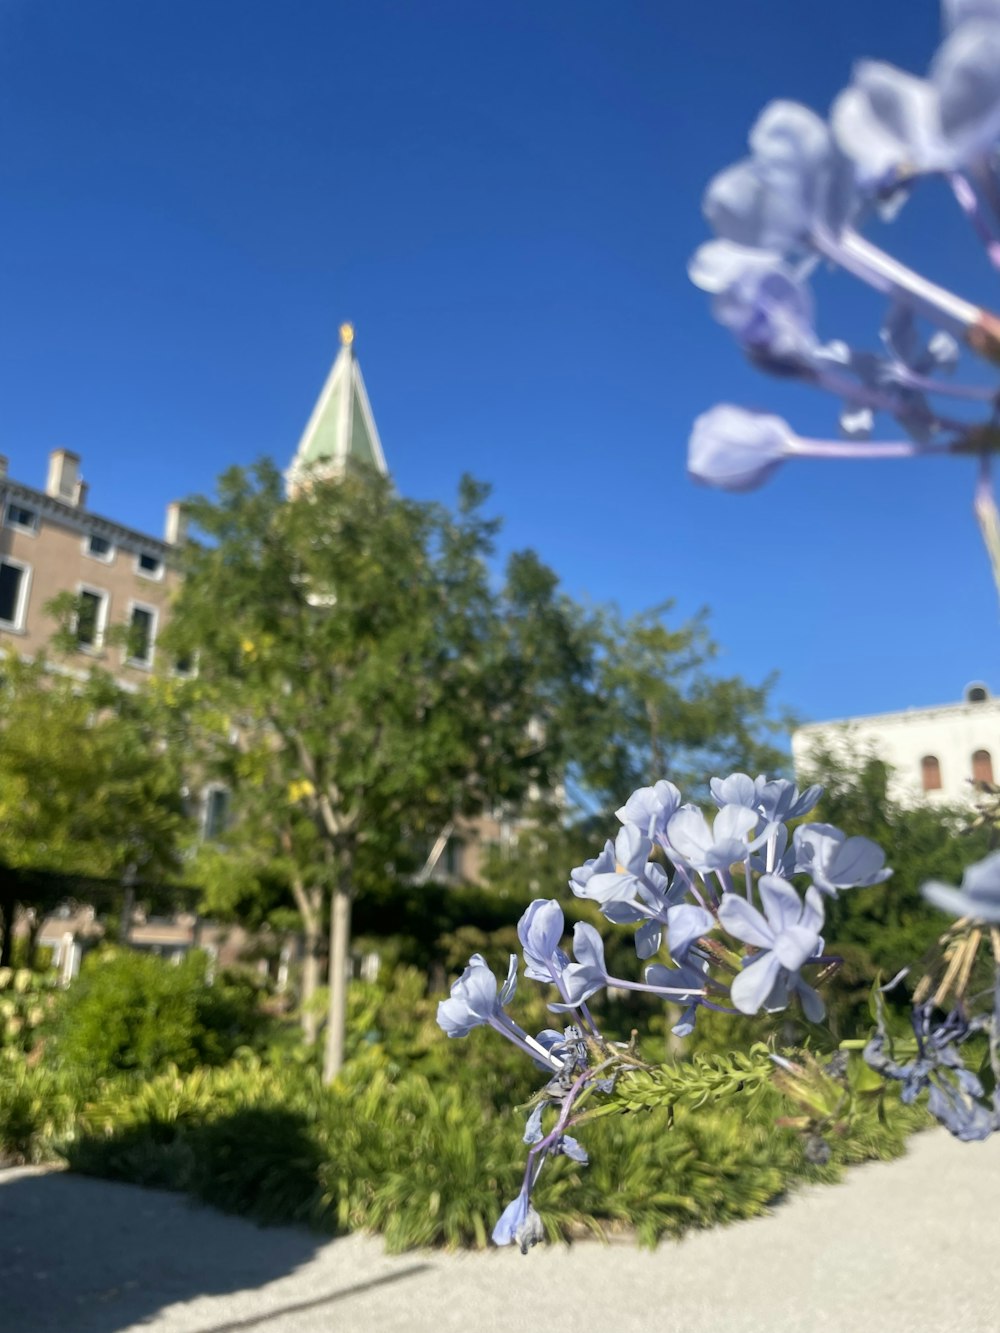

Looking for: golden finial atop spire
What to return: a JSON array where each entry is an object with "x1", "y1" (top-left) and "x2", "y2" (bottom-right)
[{"x1": 339, "y1": 321, "x2": 355, "y2": 348}]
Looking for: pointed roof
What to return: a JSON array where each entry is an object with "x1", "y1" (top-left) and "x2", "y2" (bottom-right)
[{"x1": 285, "y1": 324, "x2": 388, "y2": 495}]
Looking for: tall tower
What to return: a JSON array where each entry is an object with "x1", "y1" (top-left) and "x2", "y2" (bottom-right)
[{"x1": 284, "y1": 323, "x2": 388, "y2": 497}]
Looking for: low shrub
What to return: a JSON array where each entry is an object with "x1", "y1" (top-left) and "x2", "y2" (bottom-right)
[
  {"x1": 0, "y1": 963, "x2": 925, "y2": 1250},
  {"x1": 48, "y1": 948, "x2": 273, "y2": 1080},
  {"x1": 0, "y1": 967, "x2": 59, "y2": 1056},
  {"x1": 54, "y1": 1024, "x2": 930, "y2": 1252},
  {"x1": 0, "y1": 1062, "x2": 76, "y2": 1165}
]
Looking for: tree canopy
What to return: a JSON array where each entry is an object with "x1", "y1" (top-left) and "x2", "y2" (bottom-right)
[
  {"x1": 0, "y1": 656, "x2": 189, "y2": 963},
  {"x1": 796, "y1": 748, "x2": 993, "y2": 1031},
  {"x1": 162, "y1": 458, "x2": 787, "y2": 1076}
]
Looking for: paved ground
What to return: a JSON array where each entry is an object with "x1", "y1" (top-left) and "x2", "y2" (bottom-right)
[{"x1": 2, "y1": 1132, "x2": 999, "y2": 1333}]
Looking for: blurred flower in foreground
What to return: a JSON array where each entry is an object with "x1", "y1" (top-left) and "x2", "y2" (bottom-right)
[
  {"x1": 923, "y1": 849, "x2": 1000, "y2": 921},
  {"x1": 688, "y1": 3, "x2": 1000, "y2": 595},
  {"x1": 688, "y1": 405, "x2": 937, "y2": 494}
]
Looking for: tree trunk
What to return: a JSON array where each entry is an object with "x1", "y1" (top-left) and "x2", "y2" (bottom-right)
[
  {"x1": 0, "y1": 865, "x2": 15, "y2": 969},
  {"x1": 322, "y1": 883, "x2": 352, "y2": 1084},
  {"x1": 288, "y1": 871, "x2": 324, "y2": 1046},
  {"x1": 0, "y1": 896, "x2": 10, "y2": 969},
  {"x1": 300, "y1": 922, "x2": 322, "y2": 1046},
  {"x1": 119, "y1": 885, "x2": 135, "y2": 946}
]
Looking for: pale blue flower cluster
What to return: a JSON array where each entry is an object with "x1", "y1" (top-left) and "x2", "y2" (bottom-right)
[
  {"x1": 437, "y1": 772, "x2": 892, "y2": 1250},
  {"x1": 569, "y1": 775, "x2": 889, "y2": 1029},
  {"x1": 688, "y1": 0, "x2": 1000, "y2": 499}
]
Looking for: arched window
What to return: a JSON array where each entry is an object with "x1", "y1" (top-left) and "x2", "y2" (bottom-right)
[
  {"x1": 973, "y1": 750, "x2": 994, "y2": 786},
  {"x1": 921, "y1": 756, "x2": 942, "y2": 792}
]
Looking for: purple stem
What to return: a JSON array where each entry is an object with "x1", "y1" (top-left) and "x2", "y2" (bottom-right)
[
  {"x1": 704, "y1": 973, "x2": 732, "y2": 996},
  {"x1": 672, "y1": 859, "x2": 712, "y2": 910},
  {"x1": 816, "y1": 367, "x2": 971, "y2": 434},
  {"x1": 765, "y1": 825, "x2": 778, "y2": 875},
  {"x1": 949, "y1": 172, "x2": 1000, "y2": 273},
  {"x1": 520, "y1": 1059, "x2": 607, "y2": 1196},
  {"x1": 891, "y1": 365, "x2": 998, "y2": 404},
  {"x1": 973, "y1": 161, "x2": 1000, "y2": 229}
]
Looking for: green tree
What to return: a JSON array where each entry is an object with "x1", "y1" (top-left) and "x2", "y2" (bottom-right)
[
  {"x1": 165, "y1": 461, "x2": 789, "y2": 1078},
  {"x1": 0, "y1": 657, "x2": 189, "y2": 965},
  {"x1": 573, "y1": 603, "x2": 789, "y2": 812},
  {"x1": 797, "y1": 747, "x2": 992, "y2": 1030},
  {"x1": 165, "y1": 462, "x2": 597, "y2": 1080},
  {"x1": 188, "y1": 733, "x2": 331, "y2": 1044}
]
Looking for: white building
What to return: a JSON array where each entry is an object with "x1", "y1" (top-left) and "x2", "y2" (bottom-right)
[{"x1": 791, "y1": 682, "x2": 1000, "y2": 807}]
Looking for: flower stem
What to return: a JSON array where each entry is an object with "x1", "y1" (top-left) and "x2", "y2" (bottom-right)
[
  {"x1": 815, "y1": 367, "x2": 971, "y2": 434},
  {"x1": 818, "y1": 228, "x2": 981, "y2": 338},
  {"x1": 490, "y1": 1014, "x2": 563, "y2": 1071},
  {"x1": 948, "y1": 172, "x2": 1000, "y2": 273},
  {"x1": 892, "y1": 366, "x2": 997, "y2": 404},
  {"x1": 973, "y1": 456, "x2": 1000, "y2": 610},
  {"x1": 791, "y1": 439, "x2": 929, "y2": 459},
  {"x1": 604, "y1": 974, "x2": 706, "y2": 998}
]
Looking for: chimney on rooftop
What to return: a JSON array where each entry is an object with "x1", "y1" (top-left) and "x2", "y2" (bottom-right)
[
  {"x1": 164, "y1": 500, "x2": 186, "y2": 546},
  {"x1": 46, "y1": 449, "x2": 83, "y2": 506},
  {"x1": 0, "y1": 456, "x2": 8, "y2": 480}
]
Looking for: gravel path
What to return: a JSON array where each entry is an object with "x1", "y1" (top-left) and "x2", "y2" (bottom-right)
[{"x1": 2, "y1": 1132, "x2": 998, "y2": 1333}]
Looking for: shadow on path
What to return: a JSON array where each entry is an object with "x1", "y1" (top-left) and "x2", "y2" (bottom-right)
[
  {"x1": 194, "y1": 1265, "x2": 431, "y2": 1333},
  {"x1": 0, "y1": 1167, "x2": 336, "y2": 1333}
]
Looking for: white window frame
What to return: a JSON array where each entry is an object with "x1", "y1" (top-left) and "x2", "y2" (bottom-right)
[
  {"x1": 83, "y1": 532, "x2": 115, "y2": 564},
  {"x1": 75, "y1": 583, "x2": 109, "y2": 653},
  {"x1": 171, "y1": 649, "x2": 198, "y2": 679},
  {"x1": 124, "y1": 600, "x2": 158, "y2": 669},
  {"x1": 201, "y1": 783, "x2": 231, "y2": 841},
  {"x1": 134, "y1": 551, "x2": 165, "y2": 582},
  {"x1": 0, "y1": 557, "x2": 31, "y2": 632},
  {"x1": 4, "y1": 502, "x2": 39, "y2": 537}
]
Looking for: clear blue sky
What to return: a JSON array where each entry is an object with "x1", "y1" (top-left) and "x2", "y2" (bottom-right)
[{"x1": 0, "y1": 0, "x2": 994, "y2": 733}]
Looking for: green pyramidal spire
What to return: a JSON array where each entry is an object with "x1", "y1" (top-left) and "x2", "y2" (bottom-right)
[{"x1": 285, "y1": 323, "x2": 388, "y2": 495}]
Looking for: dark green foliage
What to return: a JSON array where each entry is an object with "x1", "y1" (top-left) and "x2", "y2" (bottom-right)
[
  {"x1": 51, "y1": 1041, "x2": 928, "y2": 1252},
  {"x1": 352, "y1": 878, "x2": 539, "y2": 969},
  {"x1": 0, "y1": 656, "x2": 189, "y2": 886},
  {"x1": 188, "y1": 1106, "x2": 325, "y2": 1224},
  {"x1": 799, "y1": 753, "x2": 993, "y2": 1030},
  {"x1": 0, "y1": 1063, "x2": 76, "y2": 1165},
  {"x1": 65, "y1": 1059, "x2": 325, "y2": 1226},
  {"x1": 5, "y1": 963, "x2": 925, "y2": 1251},
  {"x1": 49, "y1": 949, "x2": 271, "y2": 1080},
  {"x1": 573, "y1": 603, "x2": 790, "y2": 808}
]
